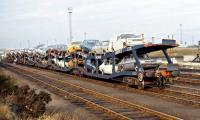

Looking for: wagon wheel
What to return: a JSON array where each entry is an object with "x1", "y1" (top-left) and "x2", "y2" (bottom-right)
[
  {"x1": 73, "y1": 68, "x2": 83, "y2": 77},
  {"x1": 120, "y1": 65, "x2": 124, "y2": 72},
  {"x1": 137, "y1": 72, "x2": 145, "y2": 90},
  {"x1": 157, "y1": 76, "x2": 165, "y2": 89}
]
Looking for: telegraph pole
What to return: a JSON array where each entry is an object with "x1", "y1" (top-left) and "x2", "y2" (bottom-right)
[
  {"x1": 68, "y1": 8, "x2": 73, "y2": 44},
  {"x1": 84, "y1": 32, "x2": 87, "y2": 40},
  {"x1": 55, "y1": 39, "x2": 57, "y2": 49},
  {"x1": 152, "y1": 37, "x2": 154, "y2": 44},
  {"x1": 180, "y1": 24, "x2": 183, "y2": 46},
  {"x1": 46, "y1": 40, "x2": 49, "y2": 47},
  {"x1": 19, "y1": 41, "x2": 22, "y2": 49},
  {"x1": 198, "y1": 41, "x2": 200, "y2": 53},
  {"x1": 27, "y1": 40, "x2": 30, "y2": 49}
]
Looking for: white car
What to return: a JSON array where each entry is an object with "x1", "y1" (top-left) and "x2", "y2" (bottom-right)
[
  {"x1": 108, "y1": 33, "x2": 145, "y2": 52},
  {"x1": 91, "y1": 40, "x2": 109, "y2": 54},
  {"x1": 99, "y1": 60, "x2": 118, "y2": 74},
  {"x1": 52, "y1": 58, "x2": 68, "y2": 68},
  {"x1": 118, "y1": 54, "x2": 162, "y2": 71},
  {"x1": 81, "y1": 39, "x2": 100, "y2": 53}
]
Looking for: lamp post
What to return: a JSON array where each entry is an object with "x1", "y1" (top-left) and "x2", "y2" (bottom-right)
[
  {"x1": 152, "y1": 37, "x2": 154, "y2": 44},
  {"x1": 198, "y1": 41, "x2": 200, "y2": 53},
  {"x1": 180, "y1": 24, "x2": 183, "y2": 46},
  {"x1": 84, "y1": 32, "x2": 87, "y2": 40},
  {"x1": 27, "y1": 40, "x2": 30, "y2": 50},
  {"x1": 68, "y1": 8, "x2": 73, "y2": 44},
  {"x1": 55, "y1": 39, "x2": 57, "y2": 49}
]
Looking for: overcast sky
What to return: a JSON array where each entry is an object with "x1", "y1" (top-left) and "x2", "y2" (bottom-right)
[{"x1": 1, "y1": 0, "x2": 200, "y2": 49}]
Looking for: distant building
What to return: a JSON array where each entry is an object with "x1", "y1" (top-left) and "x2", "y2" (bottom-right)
[{"x1": 0, "y1": 49, "x2": 4, "y2": 55}]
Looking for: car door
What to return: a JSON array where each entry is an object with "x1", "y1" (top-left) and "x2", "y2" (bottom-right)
[
  {"x1": 107, "y1": 64, "x2": 113, "y2": 74},
  {"x1": 102, "y1": 60, "x2": 110, "y2": 74},
  {"x1": 115, "y1": 35, "x2": 124, "y2": 51}
]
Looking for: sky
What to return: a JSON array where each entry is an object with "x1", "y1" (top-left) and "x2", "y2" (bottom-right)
[{"x1": 1, "y1": 0, "x2": 200, "y2": 49}]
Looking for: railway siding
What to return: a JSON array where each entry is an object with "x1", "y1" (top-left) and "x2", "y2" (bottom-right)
[
  {"x1": 175, "y1": 77, "x2": 200, "y2": 85},
  {"x1": 3, "y1": 64, "x2": 182, "y2": 120},
  {"x1": 20, "y1": 63, "x2": 200, "y2": 108},
  {"x1": 3, "y1": 63, "x2": 200, "y2": 119}
]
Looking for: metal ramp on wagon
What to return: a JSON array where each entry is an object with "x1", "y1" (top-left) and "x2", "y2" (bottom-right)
[{"x1": 83, "y1": 44, "x2": 179, "y2": 89}]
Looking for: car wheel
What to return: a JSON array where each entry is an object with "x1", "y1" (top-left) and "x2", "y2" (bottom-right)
[
  {"x1": 137, "y1": 72, "x2": 145, "y2": 90},
  {"x1": 157, "y1": 76, "x2": 166, "y2": 89},
  {"x1": 137, "y1": 80, "x2": 144, "y2": 90},
  {"x1": 101, "y1": 70, "x2": 104, "y2": 75}
]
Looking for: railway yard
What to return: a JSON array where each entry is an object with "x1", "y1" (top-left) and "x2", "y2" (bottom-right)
[
  {"x1": 0, "y1": 34, "x2": 199, "y2": 120},
  {"x1": 2, "y1": 0, "x2": 200, "y2": 119},
  {"x1": 0, "y1": 36, "x2": 200, "y2": 119},
  {"x1": 0, "y1": 61, "x2": 199, "y2": 119}
]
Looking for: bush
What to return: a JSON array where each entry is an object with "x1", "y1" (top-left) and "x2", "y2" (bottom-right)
[
  {"x1": 38, "y1": 112, "x2": 73, "y2": 120},
  {"x1": 0, "y1": 72, "x2": 52, "y2": 119},
  {"x1": 0, "y1": 104, "x2": 15, "y2": 120},
  {"x1": 0, "y1": 72, "x2": 18, "y2": 97}
]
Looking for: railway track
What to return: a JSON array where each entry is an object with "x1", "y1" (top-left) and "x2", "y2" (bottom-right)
[
  {"x1": 180, "y1": 68, "x2": 200, "y2": 75},
  {"x1": 181, "y1": 73, "x2": 200, "y2": 79},
  {"x1": 166, "y1": 84, "x2": 200, "y2": 95},
  {"x1": 147, "y1": 87, "x2": 200, "y2": 107},
  {"x1": 174, "y1": 76, "x2": 200, "y2": 85},
  {"x1": 1, "y1": 64, "x2": 181, "y2": 120},
  {"x1": 36, "y1": 65, "x2": 200, "y2": 108},
  {"x1": 5, "y1": 63, "x2": 200, "y2": 108}
]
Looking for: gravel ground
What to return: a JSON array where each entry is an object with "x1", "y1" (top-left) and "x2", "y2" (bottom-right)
[
  {"x1": 0, "y1": 67, "x2": 102, "y2": 120},
  {"x1": 4, "y1": 64, "x2": 200, "y2": 120}
]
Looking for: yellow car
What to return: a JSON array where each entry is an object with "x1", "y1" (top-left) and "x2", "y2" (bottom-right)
[
  {"x1": 67, "y1": 42, "x2": 82, "y2": 54},
  {"x1": 66, "y1": 41, "x2": 84, "y2": 68}
]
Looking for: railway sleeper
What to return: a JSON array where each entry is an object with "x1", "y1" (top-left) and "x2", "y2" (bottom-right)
[
  {"x1": 4, "y1": 64, "x2": 183, "y2": 120},
  {"x1": 90, "y1": 100, "x2": 108, "y2": 104},
  {"x1": 166, "y1": 85, "x2": 200, "y2": 95},
  {"x1": 154, "y1": 89, "x2": 200, "y2": 101},
  {"x1": 105, "y1": 105, "x2": 128, "y2": 111},
  {"x1": 130, "y1": 116, "x2": 159, "y2": 120},
  {"x1": 111, "y1": 108, "x2": 131, "y2": 113}
]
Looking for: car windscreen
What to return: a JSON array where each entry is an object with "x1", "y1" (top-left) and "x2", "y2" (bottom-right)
[
  {"x1": 71, "y1": 41, "x2": 82, "y2": 45},
  {"x1": 84, "y1": 40, "x2": 100, "y2": 47},
  {"x1": 119, "y1": 34, "x2": 138, "y2": 39},
  {"x1": 102, "y1": 41, "x2": 109, "y2": 46},
  {"x1": 137, "y1": 54, "x2": 150, "y2": 60}
]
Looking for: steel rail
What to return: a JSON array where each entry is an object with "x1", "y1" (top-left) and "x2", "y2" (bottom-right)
[
  {"x1": 3, "y1": 64, "x2": 182, "y2": 120},
  {"x1": 174, "y1": 77, "x2": 200, "y2": 85},
  {"x1": 147, "y1": 88, "x2": 200, "y2": 107},
  {"x1": 6, "y1": 63, "x2": 200, "y2": 107},
  {"x1": 28, "y1": 64, "x2": 200, "y2": 107},
  {"x1": 4, "y1": 65, "x2": 131, "y2": 120},
  {"x1": 167, "y1": 84, "x2": 200, "y2": 95},
  {"x1": 180, "y1": 72, "x2": 200, "y2": 79}
]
